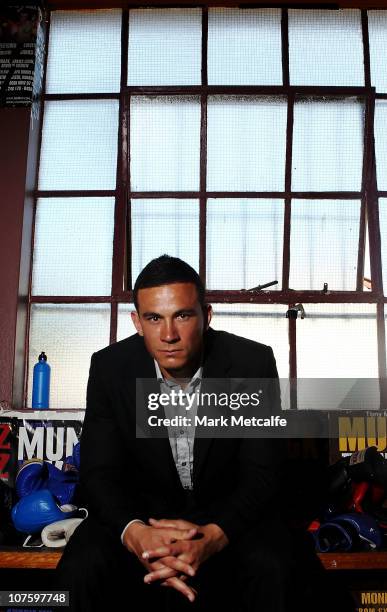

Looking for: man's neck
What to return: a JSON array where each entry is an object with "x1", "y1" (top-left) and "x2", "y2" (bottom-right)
[{"x1": 157, "y1": 355, "x2": 202, "y2": 388}]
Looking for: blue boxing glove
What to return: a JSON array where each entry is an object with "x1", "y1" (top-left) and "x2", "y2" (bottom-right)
[
  {"x1": 11, "y1": 489, "x2": 77, "y2": 533},
  {"x1": 46, "y1": 462, "x2": 78, "y2": 505},
  {"x1": 315, "y1": 512, "x2": 382, "y2": 553},
  {"x1": 15, "y1": 460, "x2": 47, "y2": 498},
  {"x1": 16, "y1": 460, "x2": 78, "y2": 505},
  {"x1": 63, "y1": 442, "x2": 81, "y2": 473}
]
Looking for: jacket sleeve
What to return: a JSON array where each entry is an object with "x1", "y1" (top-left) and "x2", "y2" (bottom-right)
[
  {"x1": 206, "y1": 346, "x2": 285, "y2": 542},
  {"x1": 79, "y1": 353, "x2": 147, "y2": 540}
]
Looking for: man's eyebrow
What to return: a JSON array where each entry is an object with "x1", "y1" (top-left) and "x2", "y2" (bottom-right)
[
  {"x1": 141, "y1": 308, "x2": 197, "y2": 318},
  {"x1": 175, "y1": 308, "x2": 197, "y2": 315},
  {"x1": 142, "y1": 311, "x2": 162, "y2": 318}
]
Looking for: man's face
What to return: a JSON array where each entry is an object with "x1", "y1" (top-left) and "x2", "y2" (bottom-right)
[{"x1": 131, "y1": 282, "x2": 212, "y2": 379}]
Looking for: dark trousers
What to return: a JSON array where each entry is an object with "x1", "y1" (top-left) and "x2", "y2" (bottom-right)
[{"x1": 54, "y1": 515, "x2": 356, "y2": 612}]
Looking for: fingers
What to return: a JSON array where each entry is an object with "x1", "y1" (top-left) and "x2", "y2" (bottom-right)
[
  {"x1": 147, "y1": 519, "x2": 197, "y2": 543},
  {"x1": 144, "y1": 556, "x2": 195, "y2": 582},
  {"x1": 143, "y1": 541, "x2": 186, "y2": 560},
  {"x1": 161, "y1": 574, "x2": 189, "y2": 586},
  {"x1": 149, "y1": 517, "x2": 198, "y2": 530},
  {"x1": 171, "y1": 527, "x2": 197, "y2": 541},
  {"x1": 144, "y1": 559, "x2": 175, "y2": 575},
  {"x1": 142, "y1": 546, "x2": 170, "y2": 560},
  {"x1": 160, "y1": 576, "x2": 197, "y2": 603},
  {"x1": 149, "y1": 518, "x2": 177, "y2": 529},
  {"x1": 144, "y1": 562, "x2": 176, "y2": 583}
]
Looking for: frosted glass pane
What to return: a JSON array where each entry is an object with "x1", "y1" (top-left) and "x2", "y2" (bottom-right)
[
  {"x1": 297, "y1": 304, "x2": 378, "y2": 378},
  {"x1": 32, "y1": 198, "x2": 115, "y2": 296},
  {"x1": 131, "y1": 199, "x2": 199, "y2": 285},
  {"x1": 117, "y1": 304, "x2": 136, "y2": 341},
  {"x1": 374, "y1": 101, "x2": 387, "y2": 191},
  {"x1": 206, "y1": 199, "x2": 283, "y2": 290},
  {"x1": 379, "y1": 199, "x2": 387, "y2": 296},
  {"x1": 368, "y1": 11, "x2": 387, "y2": 94},
  {"x1": 28, "y1": 304, "x2": 111, "y2": 409},
  {"x1": 46, "y1": 10, "x2": 121, "y2": 93},
  {"x1": 128, "y1": 9, "x2": 201, "y2": 85},
  {"x1": 207, "y1": 96, "x2": 287, "y2": 191},
  {"x1": 289, "y1": 9, "x2": 364, "y2": 86},
  {"x1": 289, "y1": 199, "x2": 360, "y2": 291},
  {"x1": 130, "y1": 97, "x2": 200, "y2": 191},
  {"x1": 208, "y1": 8, "x2": 282, "y2": 85},
  {"x1": 292, "y1": 99, "x2": 364, "y2": 191},
  {"x1": 211, "y1": 304, "x2": 289, "y2": 378},
  {"x1": 39, "y1": 100, "x2": 119, "y2": 190}
]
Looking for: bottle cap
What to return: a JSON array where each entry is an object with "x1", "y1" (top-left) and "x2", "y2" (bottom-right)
[{"x1": 38, "y1": 352, "x2": 47, "y2": 362}]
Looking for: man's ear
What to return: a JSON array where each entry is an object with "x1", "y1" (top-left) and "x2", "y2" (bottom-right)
[
  {"x1": 205, "y1": 304, "x2": 212, "y2": 330},
  {"x1": 131, "y1": 310, "x2": 143, "y2": 336}
]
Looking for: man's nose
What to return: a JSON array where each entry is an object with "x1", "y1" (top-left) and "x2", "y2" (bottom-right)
[{"x1": 160, "y1": 319, "x2": 180, "y2": 343}]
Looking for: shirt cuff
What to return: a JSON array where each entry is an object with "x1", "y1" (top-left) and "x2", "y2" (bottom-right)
[{"x1": 121, "y1": 519, "x2": 146, "y2": 545}]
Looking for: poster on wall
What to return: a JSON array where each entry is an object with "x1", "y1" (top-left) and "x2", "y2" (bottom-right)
[
  {"x1": 0, "y1": 414, "x2": 83, "y2": 486},
  {"x1": 0, "y1": 4, "x2": 42, "y2": 107}
]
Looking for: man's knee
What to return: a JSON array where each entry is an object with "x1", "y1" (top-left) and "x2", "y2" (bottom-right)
[
  {"x1": 54, "y1": 518, "x2": 147, "y2": 611},
  {"x1": 244, "y1": 544, "x2": 294, "y2": 586},
  {"x1": 56, "y1": 517, "x2": 144, "y2": 592}
]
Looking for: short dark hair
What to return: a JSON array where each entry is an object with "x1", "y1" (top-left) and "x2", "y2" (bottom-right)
[{"x1": 133, "y1": 255, "x2": 205, "y2": 311}]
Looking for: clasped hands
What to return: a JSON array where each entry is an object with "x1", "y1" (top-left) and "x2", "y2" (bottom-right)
[{"x1": 124, "y1": 518, "x2": 228, "y2": 603}]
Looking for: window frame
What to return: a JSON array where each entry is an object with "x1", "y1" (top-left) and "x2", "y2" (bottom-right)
[{"x1": 26, "y1": 5, "x2": 387, "y2": 409}]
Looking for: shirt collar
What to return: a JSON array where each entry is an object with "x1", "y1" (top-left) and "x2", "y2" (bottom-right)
[{"x1": 154, "y1": 359, "x2": 202, "y2": 389}]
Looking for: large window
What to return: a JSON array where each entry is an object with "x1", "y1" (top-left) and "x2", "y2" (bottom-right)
[{"x1": 28, "y1": 7, "x2": 387, "y2": 409}]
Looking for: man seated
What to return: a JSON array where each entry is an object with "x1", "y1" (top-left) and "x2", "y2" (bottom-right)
[{"x1": 55, "y1": 255, "x2": 355, "y2": 612}]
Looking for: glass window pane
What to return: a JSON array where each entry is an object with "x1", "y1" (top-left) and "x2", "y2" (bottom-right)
[
  {"x1": 379, "y1": 198, "x2": 387, "y2": 296},
  {"x1": 289, "y1": 199, "x2": 360, "y2": 291},
  {"x1": 28, "y1": 304, "x2": 111, "y2": 409},
  {"x1": 206, "y1": 199, "x2": 283, "y2": 290},
  {"x1": 117, "y1": 304, "x2": 135, "y2": 342},
  {"x1": 128, "y1": 9, "x2": 202, "y2": 85},
  {"x1": 211, "y1": 304, "x2": 289, "y2": 378},
  {"x1": 297, "y1": 305, "x2": 379, "y2": 410},
  {"x1": 297, "y1": 304, "x2": 378, "y2": 378},
  {"x1": 374, "y1": 101, "x2": 387, "y2": 191},
  {"x1": 131, "y1": 199, "x2": 199, "y2": 285},
  {"x1": 292, "y1": 98, "x2": 364, "y2": 191},
  {"x1": 46, "y1": 10, "x2": 122, "y2": 94},
  {"x1": 288, "y1": 9, "x2": 364, "y2": 86},
  {"x1": 296, "y1": 304, "x2": 378, "y2": 413},
  {"x1": 207, "y1": 96, "x2": 287, "y2": 191},
  {"x1": 368, "y1": 11, "x2": 387, "y2": 94},
  {"x1": 130, "y1": 96, "x2": 200, "y2": 191},
  {"x1": 38, "y1": 100, "x2": 119, "y2": 190},
  {"x1": 32, "y1": 198, "x2": 115, "y2": 296},
  {"x1": 208, "y1": 8, "x2": 282, "y2": 85}
]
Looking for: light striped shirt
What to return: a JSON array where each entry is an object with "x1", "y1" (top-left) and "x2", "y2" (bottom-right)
[{"x1": 121, "y1": 360, "x2": 202, "y2": 544}]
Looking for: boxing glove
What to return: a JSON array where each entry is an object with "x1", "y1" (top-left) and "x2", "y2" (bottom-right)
[
  {"x1": 16, "y1": 459, "x2": 77, "y2": 505},
  {"x1": 347, "y1": 447, "x2": 387, "y2": 489},
  {"x1": 63, "y1": 442, "x2": 81, "y2": 473},
  {"x1": 315, "y1": 512, "x2": 382, "y2": 553},
  {"x1": 41, "y1": 517, "x2": 84, "y2": 547},
  {"x1": 11, "y1": 489, "x2": 77, "y2": 533},
  {"x1": 15, "y1": 460, "x2": 47, "y2": 498}
]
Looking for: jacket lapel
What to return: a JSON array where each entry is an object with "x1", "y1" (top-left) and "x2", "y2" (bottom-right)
[
  {"x1": 127, "y1": 336, "x2": 184, "y2": 491},
  {"x1": 193, "y1": 329, "x2": 232, "y2": 484},
  {"x1": 126, "y1": 330, "x2": 232, "y2": 490}
]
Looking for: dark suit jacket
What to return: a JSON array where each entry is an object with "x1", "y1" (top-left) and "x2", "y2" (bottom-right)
[{"x1": 79, "y1": 327, "x2": 284, "y2": 544}]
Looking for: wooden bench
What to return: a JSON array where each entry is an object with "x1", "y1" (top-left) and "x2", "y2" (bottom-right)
[
  {"x1": 0, "y1": 547, "x2": 62, "y2": 569},
  {"x1": 1, "y1": 548, "x2": 387, "y2": 571}
]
